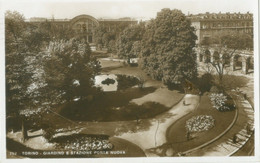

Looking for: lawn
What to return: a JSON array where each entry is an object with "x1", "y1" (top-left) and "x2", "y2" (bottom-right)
[
  {"x1": 36, "y1": 58, "x2": 184, "y2": 133},
  {"x1": 59, "y1": 87, "x2": 173, "y2": 121},
  {"x1": 99, "y1": 59, "x2": 124, "y2": 69},
  {"x1": 165, "y1": 95, "x2": 236, "y2": 155}
]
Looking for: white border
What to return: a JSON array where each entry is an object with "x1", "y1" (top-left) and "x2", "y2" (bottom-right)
[{"x1": 0, "y1": 0, "x2": 259, "y2": 163}]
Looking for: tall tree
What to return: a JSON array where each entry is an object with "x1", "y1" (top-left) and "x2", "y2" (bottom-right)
[
  {"x1": 117, "y1": 23, "x2": 145, "y2": 63},
  {"x1": 5, "y1": 11, "x2": 46, "y2": 141},
  {"x1": 43, "y1": 39, "x2": 101, "y2": 104},
  {"x1": 140, "y1": 9, "x2": 197, "y2": 86},
  {"x1": 93, "y1": 21, "x2": 135, "y2": 52}
]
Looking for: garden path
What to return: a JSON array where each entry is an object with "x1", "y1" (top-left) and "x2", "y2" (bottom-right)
[{"x1": 116, "y1": 94, "x2": 200, "y2": 155}]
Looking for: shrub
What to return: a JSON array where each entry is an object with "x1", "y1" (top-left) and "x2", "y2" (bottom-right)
[
  {"x1": 210, "y1": 86, "x2": 220, "y2": 93},
  {"x1": 225, "y1": 99, "x2": 235, "y2": 109},
  {"x1": 43, "y1": 127, "x2": 56, "y2": 141},
  {"x1": 101, "y1": 78, "x2": 116, "y2": 85},
  {"x1": 117, "y1": 74, "x2": 140, "y2": 90},
  {"x1": 197, "y1": 73, "x2": 213, "y2": 93},
  {"x1": 129, "y1": 63, "x2": 138, "y2": 67}
]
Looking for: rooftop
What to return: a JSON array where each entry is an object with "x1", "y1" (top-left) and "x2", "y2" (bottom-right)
[
  {"x1": 26, "y1": 16, "x2": 137, "y2": 23},
  {"x1": 188, "y1": 12, "x2": 253, "y2": 21}
]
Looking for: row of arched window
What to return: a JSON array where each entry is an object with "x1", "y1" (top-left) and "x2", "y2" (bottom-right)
[{"x1": 201, "y1": 21, "x2": 253, "y2": 29}]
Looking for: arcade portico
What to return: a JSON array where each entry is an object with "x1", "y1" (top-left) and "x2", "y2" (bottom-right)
[{"x1": 196, "y1": 47, "x2": 254, "y2": 74}]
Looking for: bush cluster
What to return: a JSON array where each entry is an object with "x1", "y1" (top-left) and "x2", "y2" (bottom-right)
[
  {"x1": 117, "y1": 74, "x2": 140, "y2": 90},
  {"x1": 43, "y1": 127, "x2": 56, "y2": 141}
]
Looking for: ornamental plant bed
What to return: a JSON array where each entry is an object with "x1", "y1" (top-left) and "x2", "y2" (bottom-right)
[
  {"x1": 185, "y1": 115, "x2": 215, "y2": 133},
  {"x1": 166, "y1": 95, "x2": 235, "y2": 154},
  {"x1": 209, "y1": 93, "x2": 236, "y2": 112},
  {"x1": 51, "y1": 134, "x2": 113, "y2": 151}
]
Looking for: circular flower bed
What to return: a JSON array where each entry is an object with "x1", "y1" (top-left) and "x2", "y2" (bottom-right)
[
  {"x1": 186, "y1": 115, "x2": 215, "y2": 133},
  {"x1": 209, "y1": 93, "x2": 235, "y2": 111},
  {"x1": 54, "y1": 135, "x2": 114, "y2": 151}
]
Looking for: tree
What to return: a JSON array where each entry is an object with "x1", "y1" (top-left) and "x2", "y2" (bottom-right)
[
  {"x1": 117, "y1": 23, "x2": 145, "y2": 63},
  {"x1": 5, "y1": 11, "x2": 46, "y2": 141},
  {"x1": 202, "y1": 32, "x2": 253, "y2": 86},
  {"x1": 43, "y1": 39, "x2": 101, "y2": 104},
  {"x1": 140, "y1": 9, "x2": 197, "y2": 86},
  {"x1": 93, "y1": 21, "x2": 135, "y2": 52},
  {"x1": 93, "y1": 26, "x2": 116, "y2": 52},
  {"x1": 196, "y1": 73, "x2": 214, "y2": 93},
  {"x1": 93, "y1": 26, "x2": 107, "y2": 49},
  {"x1": 5, "y1": 11, "x2": 27, "y2": 54}
]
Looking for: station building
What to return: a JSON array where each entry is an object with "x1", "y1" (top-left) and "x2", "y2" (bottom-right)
[{"x1": 27, "y1": 14, "x2": 138, "y2": 43}]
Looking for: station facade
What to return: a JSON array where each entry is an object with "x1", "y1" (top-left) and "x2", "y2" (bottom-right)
[{"x1": 28, "y1": 14, "x2": 138, "y2": 43}]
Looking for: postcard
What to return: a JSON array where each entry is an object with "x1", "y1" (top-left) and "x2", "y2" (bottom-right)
[{"x1": 1, "y1": 0, "x2": 259, "y2": 162}]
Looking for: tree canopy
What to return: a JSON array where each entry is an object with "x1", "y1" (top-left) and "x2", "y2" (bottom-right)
[
  {"x1": 140, "y1": 9, "x2": 197, "y2": 86},
  {"x1": 5, "y1": 11, "x2": 49, "y2": 140},
  {"x1": 93, "y1": 22, "x2": 134, "y2": 52},
  {"x1": 43, "y1": 39, "x2": 101, "y2": 103},
  {"x1": 116, "y1": 23, "x2": 145, "y2": 62}
]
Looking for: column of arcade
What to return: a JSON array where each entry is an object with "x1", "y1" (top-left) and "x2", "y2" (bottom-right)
[{"x1": 196, "y1": 48, "x2": 253, "y2": 74}]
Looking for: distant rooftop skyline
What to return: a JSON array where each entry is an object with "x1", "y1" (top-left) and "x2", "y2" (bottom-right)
[{"x1": 2, "y1": 0, "x2": 257, "y2": 21}]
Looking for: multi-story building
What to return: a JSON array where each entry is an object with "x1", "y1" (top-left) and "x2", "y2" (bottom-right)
[
  {"x1": 188, "y1": 12, "x2": 253, "y2": 44},
  {"x1": 27, "y1": 14, "x2": 137, "y2": 43},
  {"x1": 189, "y1": 12, "x2": 254, "y2": 74}
]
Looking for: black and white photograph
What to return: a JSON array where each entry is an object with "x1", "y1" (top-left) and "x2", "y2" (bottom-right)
[{"x1": 0, "y1": 0, "x2": 259, "y2": 162}]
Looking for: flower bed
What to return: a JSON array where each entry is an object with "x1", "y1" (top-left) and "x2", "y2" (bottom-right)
[
  {"x1": 209, "y1": 93, "x2": 235, "y2": 111},
  {"x1": 186, "y1": 115, "x2": 215, "y2": 133},
  {"x1": 52, "y1": 134, "x2": 114, "y2": 151}
]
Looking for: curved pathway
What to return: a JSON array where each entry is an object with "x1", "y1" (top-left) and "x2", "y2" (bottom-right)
[{"x1": 116, "y1": 94, "x2": 200, "y2": 156}]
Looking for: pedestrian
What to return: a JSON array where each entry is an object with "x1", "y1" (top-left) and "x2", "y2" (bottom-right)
[
  {"x1": 186, "y1": 131, "x2": 190, "y2": 141},
  {"x1": 233, "y1": 134, "x2": 238, "y2": 143},
  {"x1": 244, "y1": 93, "x2": 247, "y2": 100},
  {"x1": 246, "y1": 123, "x2": 251, "y2": 134}
]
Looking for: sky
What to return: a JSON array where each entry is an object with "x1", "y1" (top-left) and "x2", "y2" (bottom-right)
[{"x1": 2, "y1": 0, "x2": 257, "y2": 20}]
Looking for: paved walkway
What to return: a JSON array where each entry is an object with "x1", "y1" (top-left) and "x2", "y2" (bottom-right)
[
  {"x1": 116, "y1": 94, "x2": 200, "y2": 156},
  {"x1": 185, "y1": 92, "x2": 254, "y2": 156}
]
